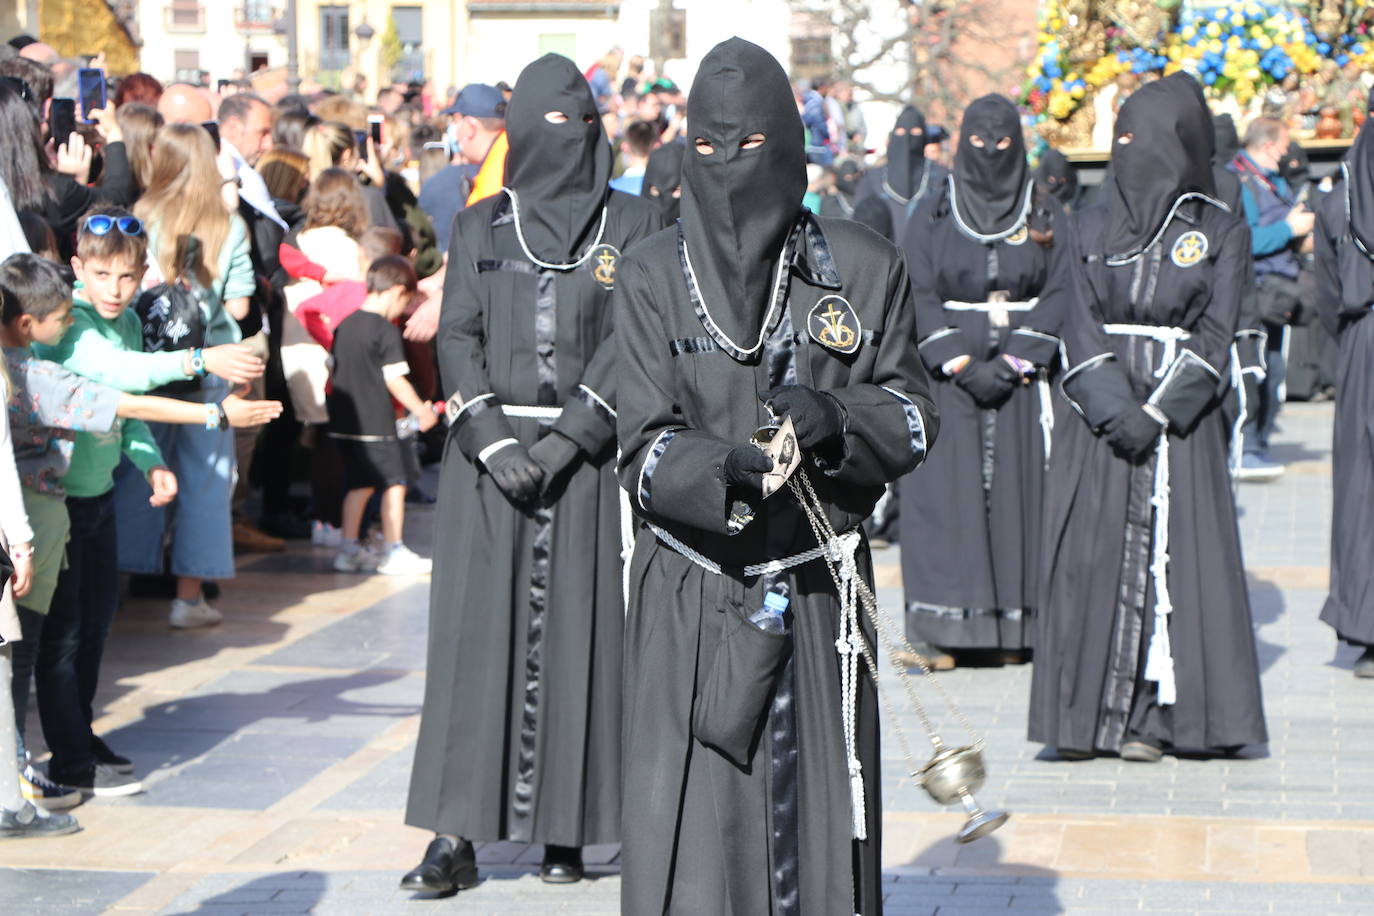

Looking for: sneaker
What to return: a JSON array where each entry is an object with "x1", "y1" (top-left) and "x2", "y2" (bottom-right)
[
  {"x1": 1234, "y1": 452, "x2": 1284, "y2": 482},
  {"x1": 91, "y1": 736, "x2": 134, "y2": 775},
  {"x1": 20, "y1": 764, "x2": 81, "y2": 811},
  {"x1": 376, "y1": 544, "x2": 433, "y2": 576},
  {"x1": 50, "y1": 762, "x2": 144, "y2": 797},
  {"x1": 232, "y1": 520, "x2": 286, "y2": 553},
  {"x1": 0, "y1": 801, "x2": 80, "y2": 838},
  {"x1": 169, "y1": 596, "x2": 223, "y2": 629},
  {"x1": 333, "y1": 545, "x2": 380, "y2": 573},
  {"x1": 311, "y1": 521, "x2": 343, "y2": 547}
]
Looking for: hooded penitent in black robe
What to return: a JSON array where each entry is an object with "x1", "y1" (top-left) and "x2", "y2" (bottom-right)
[
  {"x1": 1034, "y1": 148, "x2": 1082, "y2": 214},
  {"x1": 853, "y1": 105, "x2": 948, "y2": 245},
  {"x1": 616, "y1": 38, "x2": 937, "y2": 916},
  {"x1": 405, "y1": 54, "x2": 660, "y2": 846},
  {"x1": 641, "y1": 140, "x2": 685, "y2": 224},
  {"x1": 1028, "y1": 74, "x2": 1268, "y2": 756},
  {"x1": 899, "y1": 95, "x2": 1069, "y2": 652},
  {"x1": 1315, "y1": 112, "x2": 1374, "y2": 652}
]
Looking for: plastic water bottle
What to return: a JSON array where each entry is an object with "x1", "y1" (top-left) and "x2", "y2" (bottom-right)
[
  {"x1": 749, "y1": 584, "x2": 790, "y2": 634},
  {"x1": 396, "y1": 415, "x2": 420, "y2": 439}
]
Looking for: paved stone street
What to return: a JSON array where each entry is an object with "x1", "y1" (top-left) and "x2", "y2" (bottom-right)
[{"x1": 3, "y1": 402, "x2": 1373, "y2": 914}]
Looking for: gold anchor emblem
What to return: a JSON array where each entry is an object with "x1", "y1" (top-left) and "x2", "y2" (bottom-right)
[
  {"x1": 809, "y1": 295, "x2": 861, "y2": 354},
  {"x1": 1171, "y1": 230, "x2": 1207, "y2": 268},
  {"x1": 589, "y1": 244, "x2": 619, "y2": 289}
]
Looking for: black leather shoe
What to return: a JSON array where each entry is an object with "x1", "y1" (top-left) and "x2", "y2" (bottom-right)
[
  {"x1": 399, "y1": 837, "x2": 479, "y2": 893},
  {"x1": 1354, "y1": 648, "x2": 1374, "y2": 678},
  {"x1": 540, "y1": 844, "x2": 584, "y2": 884}
]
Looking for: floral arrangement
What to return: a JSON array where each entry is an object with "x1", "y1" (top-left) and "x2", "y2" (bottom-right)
[{"x1": 1024, "y1": 2, "x2": 1373, "y2": 129}]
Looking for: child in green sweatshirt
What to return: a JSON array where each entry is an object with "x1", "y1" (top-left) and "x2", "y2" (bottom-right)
[
  {"x1": 2, "y1": 249, "x2": 281, "y2": 806},
  {"x1": 28, "y1": 209, "x2": 266, "y2": 796}
]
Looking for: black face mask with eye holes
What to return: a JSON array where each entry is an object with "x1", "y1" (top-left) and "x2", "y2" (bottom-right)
[
  {"x1": 887, "y1": 105, "x2": 928, "y2": 199},
  {"x1": 504, "y1": 53, "x2": 612, "y2": 261},
  {"x1": 952, "y1": 94, "x2": 1029, "y2": 237},
  {"x1": 680, "y1": 37, "x2": 807, "y2": 345},
  {"x1": 641, "y1": 141, "x2": 685, "y2": 222}
]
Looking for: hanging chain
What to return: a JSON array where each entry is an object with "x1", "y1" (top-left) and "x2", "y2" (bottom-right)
[{"x1": 787, "y1": 468, "x2": 984, "y2": 765}]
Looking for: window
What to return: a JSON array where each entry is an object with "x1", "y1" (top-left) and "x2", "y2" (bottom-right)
[
  {"x1": 790, "y1": 11, "x2": 832, "y2": 79},
  {"x1": 539, "y1": 33, "x2": 577, "y2": 60},
  {"x1": 174, "y1": 49, "x2": 200, "y2": 84},
  {"x1": 319, "y1": 5, "x2": 351, "y2": 73},
  {"x1": 240, "y1": 0, "x2": 274, "y2": 28},
  {"x1": 391, "y1": 6, "x2": 424, "y2": 82},
  {"x1": 166, "y1": 0, "x2": 205, "y2": 32}
]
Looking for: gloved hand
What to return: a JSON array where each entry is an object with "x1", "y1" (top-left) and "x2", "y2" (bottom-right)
[
  {"x1": 528, "y1": 431, "x2": 581, "y2": 495},
  {"x1": 759, "y1": 386, "x2": 847, "y2": 448},
  {"x1": 722, "y1": 445, "x2": 775, "y2": 492},
  {"x1": 955, "y1": 360, "x2": 1016, "y2": 408},
  {"x1": 1102, "y1": 406, "x2": 1165, "y2": 458},
  {"x1": 485, "y1": 443, "x2": 546, "y2": 505}
]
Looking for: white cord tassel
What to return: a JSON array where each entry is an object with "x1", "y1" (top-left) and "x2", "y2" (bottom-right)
[
  {"x1": 1143, "y1": 428, "x2": 1177, "y2": 705},
  {"x1": 1037, "y1": 372, "x2": 1054, "y2": 468},
  {"x1": 829, "y1": 530, "x2": 867, "y2": 839}
]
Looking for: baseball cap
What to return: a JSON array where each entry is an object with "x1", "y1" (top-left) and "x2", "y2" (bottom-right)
[{"x1": 441, "y1": 83, "x2": 505, "y2": 118}]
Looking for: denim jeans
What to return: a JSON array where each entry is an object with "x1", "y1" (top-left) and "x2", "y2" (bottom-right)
[
  {"x1": 114, "y1": 376, "x2": 236, "y2": 580},
  {"x1": 37, "y1": 491, "x2": 120, "y2": 776},
  {"x1": 1241, "y1": 322, "x2": 1288, "y2": 458}
]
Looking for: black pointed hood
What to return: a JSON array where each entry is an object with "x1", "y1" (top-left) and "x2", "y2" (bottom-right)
[
  {"x1": 503, "y1": 53, "x2": 612, "y2": 262},
  {"x1": 1104, "y1": 72, "x2": 1216, "y2": 258},
  {"x1": 951, "y1": 94, "x2": 1030, "y2": 237},
  {"x1": 1343, "y1": 89, "x2": 1374, "y2": 258},
  {"x1": 1034, "y1": 147, "x2": 1078, "y2": 206},
  {"x1": 886, "y1": 105, "x2": 928, "y2": 200},
  {"x1": 1212, "y1": 114, "x2": 1240, "y2": 165},
  {"x1": 641, "y1": 140, "x2": 685, "y2": 223},
  {"x1": 679, "y1": 37, "x2": 806, "y2": 345}
]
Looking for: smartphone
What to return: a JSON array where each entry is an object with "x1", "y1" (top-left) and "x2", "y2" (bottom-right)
[
  {"x1": 50, "y1": 98, "x2": 76, "y2": 146},
  {"x1": 368, "y1": 113, "x2": 384, "y2": 146},
  {"x1": 77, "y1": 68, "x2": 106, "y2": 122},
  {"x1": 201, "y1": 120, "x2": 220, "y2": 151},
  {"x1": 354, "y1": 129, "x2": 369, "y2": 161}
]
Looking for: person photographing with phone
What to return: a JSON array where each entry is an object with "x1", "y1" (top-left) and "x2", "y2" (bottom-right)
[{"x1": 1227, "y1": 117, "x2": 1315, "y2": 481}]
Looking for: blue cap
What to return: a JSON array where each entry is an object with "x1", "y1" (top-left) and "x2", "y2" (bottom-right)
[
  {"x1": 441, "y1": 83, "x2": 505, "y2": 119},
  {"x1": 763, "y1": 590, "x2": 790, "y2": 614}
]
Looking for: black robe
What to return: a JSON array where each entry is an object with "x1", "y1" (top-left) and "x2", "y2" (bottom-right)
[
  {"x1": 1315, "y1": 181, "x2": 1374, "y2": 647},
  {"x1": 853, "y1": 161, "x2": 948, "y2": 246},
  {"x1": 616, "y1": 213, "x2": 937, "y2": 915},
  {"x1": 899, "y1": 185, "x2": 1069, "y2": 650},
  {"x1": 1029, "y1": 200, "x2": 1268, "y2": 753},
  {"x1": 404, "y1": 189, "x2": 660, "y2": 844}
]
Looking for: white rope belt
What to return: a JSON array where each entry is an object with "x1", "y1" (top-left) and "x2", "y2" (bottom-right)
[
  {"x1": 1103, "y1": 323, "x2": 1186, "y2": 706},
  {"x1": 943, "y1": 297, "x2": 1039, "y2": 312},
  {"x1": 501, "y1": 405, "x2": 563, "y2": 419},
  {"x1": 647, "y1": 523, "x2": 853, "y2": 578},
  {"x1": 650, "y1": 519, "x2": 868, "y2": 836}
]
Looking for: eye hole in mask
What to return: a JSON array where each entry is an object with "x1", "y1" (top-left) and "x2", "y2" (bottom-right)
[
  {"x1": 544, "y1": 111, "x2": 570, "y2": 124},
  {"x1": 740, "y1": 132, "x2": 765, "y2": 150},
  {"x1": 1116, "y1": 132, "x2": 1134, "y2": 146}
]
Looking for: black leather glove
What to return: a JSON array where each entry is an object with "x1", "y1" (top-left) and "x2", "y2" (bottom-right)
[
  {"x1": 955, "y1": 361, "x2": 1016, "y2": 408},
  {"x1": 528, "y1": 431, "x2": 581, "y2": 495},
  {"x1": 485, "y1": 443, "x2": 545, "y2": 504},
  {"x1": 1102, "y1": 407, "x2": 1165, "y2": 458},
  {"x1": 759, "y1": 386, "x2": 847, "y2": 448},
  {"x1": 722, "y1": 445, "x2": 775, "y2": 492}
]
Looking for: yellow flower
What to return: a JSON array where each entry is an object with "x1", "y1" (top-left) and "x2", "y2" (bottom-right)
[{"x1": 1206, "y1": 22, "x2": 1221, "y2": 38}]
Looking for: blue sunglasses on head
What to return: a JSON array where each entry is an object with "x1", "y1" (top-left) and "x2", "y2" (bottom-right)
[{"x1": 82, "y1": 215, "x2": 144, "y2": 237}]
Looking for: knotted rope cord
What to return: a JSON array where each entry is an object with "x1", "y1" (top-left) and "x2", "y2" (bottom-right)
[
  {"x1": 1102, "y1": 324, "x2": 1185, "y2": 705},
  {"x1": 786, "y1": 468, "x2": 984, "y2": 839}
]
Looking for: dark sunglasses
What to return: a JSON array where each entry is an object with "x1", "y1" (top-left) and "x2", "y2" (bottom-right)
[
  {"x1": 0, "y1": 76, "x2": 35, "y2": 106},
  {"x1": 82, "y1": 215, "x2": 144, "y2": 237}
]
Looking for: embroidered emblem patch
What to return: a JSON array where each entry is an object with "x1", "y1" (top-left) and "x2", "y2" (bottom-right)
[
  {"x1": 808, "y1": 295, "x2": 861, "y2": 355},
  {"x1": 1005, "y1": 225, "x2": 1028, "y2": 246},
  {"x1": 588, "y1": 244, "x2": 620, "y2": 289},
  {"x1": 1171, "y1": 230, "x2": 1208, "y2": 268}
]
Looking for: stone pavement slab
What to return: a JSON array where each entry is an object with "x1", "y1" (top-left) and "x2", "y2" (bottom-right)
[{"x1": 4, "y1": 402, "x2": 1374, "y2": 914}]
